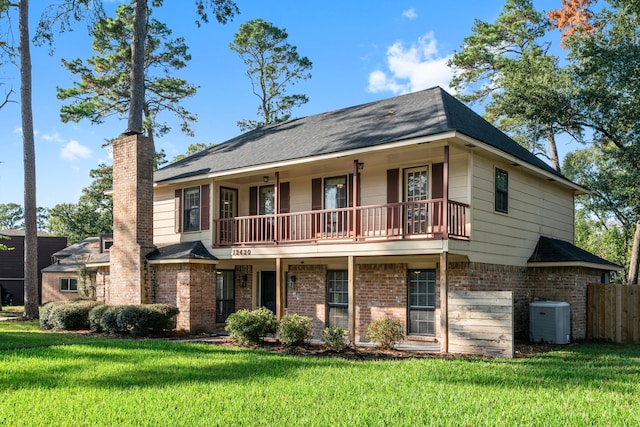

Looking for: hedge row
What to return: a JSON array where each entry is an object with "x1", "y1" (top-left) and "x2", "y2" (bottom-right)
[{"x1": 40, "y1": 300, "x2": 179, "y2": 337}]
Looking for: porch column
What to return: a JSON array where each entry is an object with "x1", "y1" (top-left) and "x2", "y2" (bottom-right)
[
  {"x1": 275, "y1": 257, "x2": 285, "y2": 320},
  {"x1": 439, "y1": 251, "x2": 449, "y2": 353},
  {"x1": 352, "y1": 160, "x2": 360, "y2": 242},
  {"x1": 274, "y1": 172, "x2": 279, "y2": 242},
  {"x1": 443, "y1": 145, "x2": 449, "y2": 239},
  {"x1": 348, "y1": 255, "x2": 356, "y2": 343}
]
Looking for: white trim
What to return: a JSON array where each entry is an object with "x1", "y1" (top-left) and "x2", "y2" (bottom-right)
[
  {"x1": 148, "y1": 259, "x2": 218, "y2": 266},
  {"x1": 527, "y1": 261, "x2": 623, "y2": 271},
  {"x1": 154, "y1": 133, "x2": 456, "y2": 187}
]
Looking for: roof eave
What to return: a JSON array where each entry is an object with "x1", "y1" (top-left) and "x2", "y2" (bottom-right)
[{"x1": 527, "y1": 261, "x2": 623, "y2": 271}]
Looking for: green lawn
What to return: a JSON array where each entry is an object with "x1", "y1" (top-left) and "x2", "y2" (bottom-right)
[{"x1": 1, "y1": 321, "x2": 639, "y2": 426}]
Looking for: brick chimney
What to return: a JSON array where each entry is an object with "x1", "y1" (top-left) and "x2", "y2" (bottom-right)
[{"x1": 108, "y1": 133, "x2": 156, "y2": 305}]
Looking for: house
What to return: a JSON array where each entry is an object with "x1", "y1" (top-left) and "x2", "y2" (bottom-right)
[
  {"x1": 75, "y1": 87, "x2": 619, "y2": 353},
  {"x1": 0, "y1": 230, "x2": 68, "y2": 305},
  {"x1": 41, "y1": 234, "x2": 113, "y2": 303}
]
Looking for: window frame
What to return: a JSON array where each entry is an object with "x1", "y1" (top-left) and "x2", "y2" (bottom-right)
[
  {"x1": 183, "y1": 186, "x2": 201, "y2": 232},
  {"x1": 494, "y1": 168, "x2": 509, "y2": 214},
  {"x1": 327, "y1": 270, "x2": 349, "y2": 329},
  {"x1": 60, "y1": 277, "x2": 78, "y2": 292},
  {"x1": 407, "y1": 269, "x2": 436, "y2": 336}
]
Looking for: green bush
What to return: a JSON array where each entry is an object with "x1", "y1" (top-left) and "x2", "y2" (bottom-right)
[
  {"x1": 88, "y1": 304, "x2": 109, "y2": 332},
  {"x1": 366, "y1": 318, "x2": 404, "y2": 350},
  {"x1": 225, "y1": 307, "x2": 277, "y2": 344},
  {"x1": 39, "y1": 300, "x2": 100, "y2": 330},
  {"x1": 99, "y1": 305, "x2": 126, "y2": 334},
  {"x1": 117, "y1": 304, "x2": 179, "y2": 336},
  {"x1": 278, "y1": 314, "x2": 312, "y2": 346},
  {"x1": 322, "y1": 326, "x2": 349, "y2": 352}
]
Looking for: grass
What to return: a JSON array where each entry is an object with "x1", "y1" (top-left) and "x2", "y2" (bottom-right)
[{"x1": 1, "y1": 321, "x2": 640, "y2": 426}]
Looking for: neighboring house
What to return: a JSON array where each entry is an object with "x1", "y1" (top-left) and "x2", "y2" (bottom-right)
[
  {"x1": 71, "y1": 87, "x2": 619, "y2": 351},
  {"x1": 0, "y1": 230, "x2": 67, "y2": 305},
  {"x1": 41, "y1": 234, "x2": 113, "y2": 303}
]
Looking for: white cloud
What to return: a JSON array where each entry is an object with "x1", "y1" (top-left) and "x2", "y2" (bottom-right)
[
  {"x1": 402, "y1": 8, "x2": 418, "y2": 20},
  {"x1": 41, "y1": 131, "x2": 66, "y2": 143},
  {"x1": 61, "y1": 140, "x2": 92, "y2": 162},
  {"x1": 368, "y1": 32, "x2": 454, "y2": 95}
]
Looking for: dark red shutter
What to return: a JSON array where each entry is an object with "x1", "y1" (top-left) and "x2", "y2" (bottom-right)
[
  {"x1": 387, "y1": 169, "x2": 400, "y2": 232},
  {"x1": 347, "y1": 174, "x2": 354, "y2": 207},
  {"x1": 311, "y1": 178, "x2": 322, "y2": 210},
  {"x1": 279, "y1": 182, "x2": 290, "y2": 213},
  {"x1": 249, "y1": 186, "x2": 258, "y2": 216},
  {"x1": 174, "y1": 189, "x2": 182, "y2": 233},
  {"x1": 200, "y1": 184, "x2": 210, "y2": 230},
  {"x1": 432, "y1": 163, "x2": 444, "y2": 228}
]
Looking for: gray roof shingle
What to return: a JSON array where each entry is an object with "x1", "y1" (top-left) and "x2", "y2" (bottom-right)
[
  {"x1": 528, "y1": 236, "x2": 621, "y2": 268},
  {"x1": 155, "y1": 87, "x2": 563, "y2": 183}
]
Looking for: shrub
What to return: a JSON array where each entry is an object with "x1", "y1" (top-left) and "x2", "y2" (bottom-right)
[
  {"x1": 322, "y1": 326, "x2": 349, "y2": 352},
  {"x1": 88, "y1": 304, "x2": 109, "y2": 332},
  {"x1": 40, "y1": 300, "x2": 100, "y2": 330},
  {"x1": 278, "y1": 314, "x2": 312, "y2": 346},
  {"x1": 40, "y1": 301, "x2": 65, "y2": 330},
  {"x1": 225, "y1": 307, "x2": 277, "y2": 344},
  {"x1": 99, "y1": 305, "x2": 126, "y2": 334},
  {"x1": 366, "y1": 318, "x2": 404, "y2": 350},
  {"x1": 116, "y1": 304, "x2": 179, "y2": 336},
  {"x1": 91, "y1": 304, "x2": 179, "y2": 336}
]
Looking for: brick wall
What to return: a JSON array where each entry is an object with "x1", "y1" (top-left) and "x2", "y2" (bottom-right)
[
  {"x1": 286, "y1": 264, "x2": 327, "y2": 338},
  {"x1": 108, "y1": 134, "x2": 156, "y2": 305},
  {"x1": 41, "y1": 272, "x2": 80, "y2": 303},
  {"x1": 234, "y1": 265, "x2": 253, "y2": 311},
  {"x1": 154, "y1": 263, "x2": 216, "y2": 332},
  {"x1": 528, "y1": 266, "x2": 601, "y2": 340},
  {"x1": 355, "y1": 264, "x2": 407, "y2": 342}
]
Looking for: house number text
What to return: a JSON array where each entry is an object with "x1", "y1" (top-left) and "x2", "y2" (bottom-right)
[{"x1": 232, "y1": 249, "x2": 252, "y2": 256}]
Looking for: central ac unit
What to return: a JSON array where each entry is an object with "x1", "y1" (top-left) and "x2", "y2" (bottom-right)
[{"x1": 529, "y1": 301, "x2": 570, "y2": 344}]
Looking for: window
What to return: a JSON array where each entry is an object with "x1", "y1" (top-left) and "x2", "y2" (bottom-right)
[
  {"x1": 219, "y1": 188, "x2": 238, "y2": 244},
  {"x1": 216, "y1": 270, "x2": 235, "y2": 323},
  {"x1": 183, "y1": 186, "x2": 201, "y2": 232},
  {"x1": 327, "y1": 270, "x2": 348, "y2": 329},
  {"x1": 259, "y1": 185, "x2": 275, "y2": 215},
  {"x1": 60, "y1": 278, "x2": 78, "y2": 292},
  {"x1": 495, "y1": 168, "x2": 508, "y2": 213},
  {"x1": 405, "y1": 166, "x2": 429, "y2": 234},
  {"x1": 408, "y1": 269, "x2": 436, "y2": 336}
]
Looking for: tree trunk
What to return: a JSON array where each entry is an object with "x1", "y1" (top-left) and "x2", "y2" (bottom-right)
[
  {"x1": 627, "y1": 220, "x2": 640, "y2": 284},
  {"x1": 545, "y1": 125, "x2": 561, "y2": 172},
  {"x1": 19, "y1": 0, "x2": 38, "y2": 319},
  {"x1": 127, "y1": 0, "x2": 147, "y2": 134}
]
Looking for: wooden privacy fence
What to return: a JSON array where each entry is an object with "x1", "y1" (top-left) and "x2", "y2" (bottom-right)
[
  {"x1": 587, "y1": 283, "x2": 640, "y2": 343},
  {"x1": 448, "y1": 291, "x2": 514, "y2": 358}
]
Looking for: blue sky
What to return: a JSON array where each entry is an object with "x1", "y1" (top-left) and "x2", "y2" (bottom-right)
[{"x1": 0, "y1": 0, "x2": 568, "y2": 209}]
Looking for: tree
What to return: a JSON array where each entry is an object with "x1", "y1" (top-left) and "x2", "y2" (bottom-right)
[
  {"x1": 57, "y1": 4, "x2": 198, "y2": 144},
  {"x1": 0, "y1": 203, "x2": 24, "y2": 229},
  {"x1": 549, "y1": 0, "x2": 640, "y2": 282},
  {"x1": 47, "y1": 164, "x2": 114, "y2": 244},
  {"x1": 548, "y1": 0, "x2": 601, "y2": 44},
  {"x1": 448, "y1": 0, "x2": 578, "y2": 172},
  {"x1": 171, "y1": 142, "x2": 215, "y2": 163},
  {"x1": 230, "y1": 19, "x2": 312, "y2": 131}
]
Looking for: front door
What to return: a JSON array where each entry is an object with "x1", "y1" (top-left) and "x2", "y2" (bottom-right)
[
  {"x1": 260, "y1": 271, "x2": 276, "y2": 314},
  {"x1": 216, "y1": 270, "x2": 235, "y2": 323},
  {"x1": 405, "y1": 166, "x2": 429, "y2": 234}
]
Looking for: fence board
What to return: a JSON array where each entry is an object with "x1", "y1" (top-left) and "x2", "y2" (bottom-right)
[
  {"x1": 587, "y1": 284, "x2": 640, "y2": 344},
  {"x1": 448, "y1": 291, "x2": 513, "y2": 358}
]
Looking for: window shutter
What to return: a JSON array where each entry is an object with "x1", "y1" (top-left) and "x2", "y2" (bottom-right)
[
  {"x1": 200, "y1": 184, "x2": 210, "y2": 230},
  {"x1": 387, "y1": 169, "x2": 400, "y2": 231},
  {"x1": 311, "y1": 178, "x2": 322, "y2": 210},
  {"x1": 174, "y1": 189, "x2": 182, "y2": 233},
  {"x1": 249, "y1": 186, "x2": 258, "y2": 215},
  {"x1": 347, "y1": 174, "x2": 354, "y2": 207},
  {"x1": 279, "y1": 182, "x2": 290, "y2": 213}
]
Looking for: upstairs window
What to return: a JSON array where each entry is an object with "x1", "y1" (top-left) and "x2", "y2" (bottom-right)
[
  {"x1": 495, "y1": 168, "x2": 508, "y2": 213},
  {"x1": 183, "y1": 186, "x2": 201, "y2": 232}
]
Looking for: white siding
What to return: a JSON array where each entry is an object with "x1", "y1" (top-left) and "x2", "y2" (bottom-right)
[{"x1": 466, "y1": 155, "x2": 574, "y2": 265}]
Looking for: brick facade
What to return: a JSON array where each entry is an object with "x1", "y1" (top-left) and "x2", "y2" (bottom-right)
[
  {"x1": 286, "y1": 264, "x2": 327, "y2": 338},
  {"x1": 108, "y1": 134, "x2": 156, "y2": 305},
  {"x1": 234, "y1": 265, "x2": 253, "y2": 312}
]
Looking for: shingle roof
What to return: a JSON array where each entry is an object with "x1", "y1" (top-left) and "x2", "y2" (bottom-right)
[
  {"x1": 146, "y1": 241, "x2": 217, "y2": 262},
  {"x1": 155, "y1": 86, "x2": 564, "y2": 183},
  {"x1": 528, "y1": 236, "x2": 621, "y2": 268}
]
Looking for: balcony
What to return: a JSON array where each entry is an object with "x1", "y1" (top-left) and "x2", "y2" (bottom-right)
[{"x1": 214, "y1": 199, "x2": 469, "y2": 247}]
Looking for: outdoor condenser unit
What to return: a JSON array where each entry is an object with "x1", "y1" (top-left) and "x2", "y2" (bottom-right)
[{"x1": 529, "y1": 301, "x2": 570, "y2": 344}]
